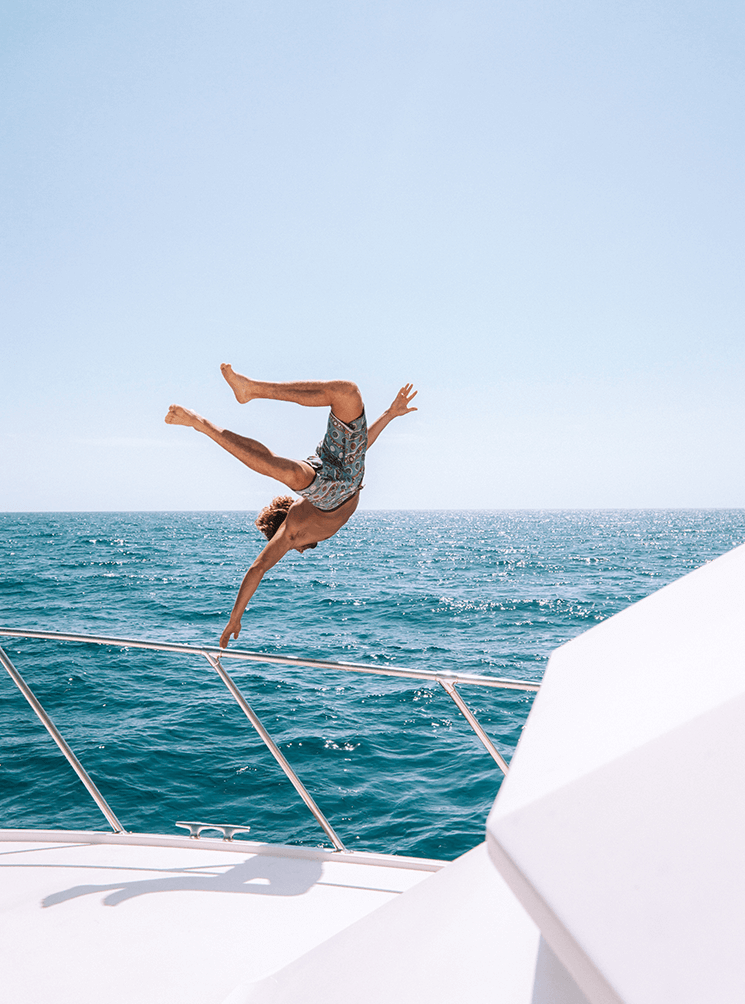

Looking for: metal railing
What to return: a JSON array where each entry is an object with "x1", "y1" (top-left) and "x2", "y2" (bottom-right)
[{"x1": 0, "y1": 627, "x2": 540, "y2": 852}]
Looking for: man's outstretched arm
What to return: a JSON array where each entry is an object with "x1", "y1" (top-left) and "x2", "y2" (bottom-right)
[
  {"x1": 220, "y1": 528, "x2": 293, "y2": 648},
  {"x1": 367, "y1": 384, "x2": 418, "y2": 448}
]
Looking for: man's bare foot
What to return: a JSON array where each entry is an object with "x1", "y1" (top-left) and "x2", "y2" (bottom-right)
[
  {"x1": 164, "y1": 404, "x2": 203, "y2": 429},
  {"x1": 221, "y1": 363, "x2": 257, "y2": 404}
]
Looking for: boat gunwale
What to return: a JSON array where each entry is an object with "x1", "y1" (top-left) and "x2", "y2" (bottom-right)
[{"x1": 0, "y1": 827, "x2": 447, "y2": 870}]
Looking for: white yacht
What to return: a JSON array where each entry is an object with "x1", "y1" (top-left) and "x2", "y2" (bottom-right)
[{"x1": 3, "y1": 540, "x2": 745, "y2": 1003}]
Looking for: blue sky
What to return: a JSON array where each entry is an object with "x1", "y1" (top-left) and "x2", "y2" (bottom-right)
[{"x1": 2, "y1": 0, "x2": 744, "y2": 510}]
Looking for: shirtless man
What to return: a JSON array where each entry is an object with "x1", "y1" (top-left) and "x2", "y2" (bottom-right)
[{"x1": 165, "y1": 365, "x2": 417, "y2": 649}]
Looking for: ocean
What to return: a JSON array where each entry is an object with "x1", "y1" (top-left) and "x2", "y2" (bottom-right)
[{"x1": 1, "y1": 509, "x2": 744, "y2": 860}]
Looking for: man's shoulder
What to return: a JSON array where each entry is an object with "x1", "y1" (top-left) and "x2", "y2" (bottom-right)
[{"x1": 287, "y1": 498, "x2": 314, "y2": 522}]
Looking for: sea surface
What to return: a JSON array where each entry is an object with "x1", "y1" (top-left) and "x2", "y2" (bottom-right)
[{"x1": 1, "y1": 509, "x2": 744, "y2": 860}]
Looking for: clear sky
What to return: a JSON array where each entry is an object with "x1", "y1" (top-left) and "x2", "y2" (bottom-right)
[{"x1": 2, "y1": 0, "x2": 744, "y2": 511}]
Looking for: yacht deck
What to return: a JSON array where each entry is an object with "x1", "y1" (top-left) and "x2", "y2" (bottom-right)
[{"x1": 0, "y1": 829, "x2": 442, "y2": 1004}]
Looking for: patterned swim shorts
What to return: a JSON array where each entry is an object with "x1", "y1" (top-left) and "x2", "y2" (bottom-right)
[{"x1": 296, "y1": 410, "x2": 367, "y2": 511}]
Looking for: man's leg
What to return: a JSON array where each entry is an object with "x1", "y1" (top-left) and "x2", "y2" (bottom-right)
[
  {"x1": 164, "y1": 405, "x2": 315, "y2": 490},
  {"x1": 220, "y1": 365, "x2": 363, "y2": 425}
]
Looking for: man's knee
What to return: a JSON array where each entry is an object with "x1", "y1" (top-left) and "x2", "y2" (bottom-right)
[
  {"x1": 332, "y1": 381, "x2": 363, "y2": 421},
  {"x1": 334, "y1": 379, "x2": 360, "y2": 397}
]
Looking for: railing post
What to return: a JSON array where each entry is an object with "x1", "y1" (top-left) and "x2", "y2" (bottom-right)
[
  {"x1": 439, "y1": 679, "x2": 511, "y2": 775},
  {"x1": 203, "y1": 652, "x2": 347, "y2": 852},
  {"x1": 0, "y1": 645, "x2": 125, "y2": 833}
]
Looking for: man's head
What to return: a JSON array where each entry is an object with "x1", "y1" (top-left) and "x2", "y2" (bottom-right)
[
  {"x1": 255, "y1": 496, "x2": 294, "y2": 539},
  {"x1": 255, "y1": 496, "x2": 317, "y2": 548}
]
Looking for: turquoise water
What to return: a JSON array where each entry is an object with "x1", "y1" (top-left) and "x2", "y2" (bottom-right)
[{"x1": 1, "y1": 510, "x2": 744, "y2": 859}]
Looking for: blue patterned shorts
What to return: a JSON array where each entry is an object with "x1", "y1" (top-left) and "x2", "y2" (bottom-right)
[{"x1": 296, "y1": 410, "x2": 367, "y2": 511}]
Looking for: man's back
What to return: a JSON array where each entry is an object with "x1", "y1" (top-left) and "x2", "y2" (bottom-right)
[{"x1": 286, "y1": 493, "x2": 361, "y2": 547}]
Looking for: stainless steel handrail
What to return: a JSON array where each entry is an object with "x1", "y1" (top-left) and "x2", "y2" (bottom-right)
[
  {"x1": 0, "y1": 627, "x2": 541, "y2": 847},
  {"x1": 0, "y1": 645, "x2": 125, "y2": 833},
  {"x1": 0, "y1": 627, "x2": 540, "y2": 692}
]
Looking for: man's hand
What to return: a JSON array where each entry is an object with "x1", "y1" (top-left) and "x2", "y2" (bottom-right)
[
  {"x1": 389, "y1": 384, "x2": 418, "y2": 418},
  {"x1": 367, "y1": 383, "x2": 418, "y2": 449},
  {"x1": 220, "y1": 616, "x2": 242, "y2": 649}
]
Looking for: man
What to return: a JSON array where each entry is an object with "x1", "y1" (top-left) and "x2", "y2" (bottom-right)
[{"x1": 165, "y1": 365, "x2": 417, "y2": 648}]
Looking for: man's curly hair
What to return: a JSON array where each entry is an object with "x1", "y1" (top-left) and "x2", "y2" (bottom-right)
[
  {"x1": 255, "y1": 496, "x2": 295, "y2": 539},
  {"x1": 255, "y1": 496, "x2": 318, "y2": 549}
]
